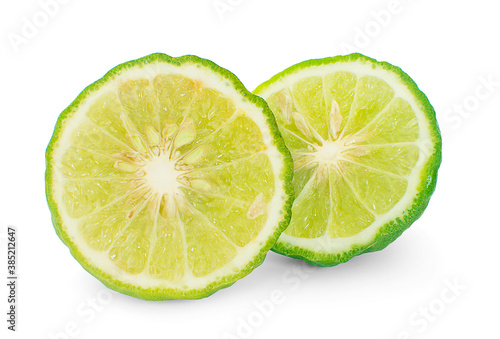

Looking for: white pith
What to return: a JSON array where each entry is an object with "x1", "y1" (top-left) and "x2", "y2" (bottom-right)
[
  {"x1": 255, "y1": 60, "x2": 437, "y2": 254},
  {"x1": 49, "y1": 61, "x2": 288, "y2": 290},
  {"x1": 145, "y1": 155, "x2": 180, "y2": 196},
  {"x1": 311, "y1": 140, "x2": 347, "y2": 164}
]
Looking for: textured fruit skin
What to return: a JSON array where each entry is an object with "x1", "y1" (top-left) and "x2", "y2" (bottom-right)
[
  {"x1": 254, "y1": 53, "x2": 442, "y2": 267},
  {"x1": 46, "y1": 53, "x2": 294, "y2": 300}
]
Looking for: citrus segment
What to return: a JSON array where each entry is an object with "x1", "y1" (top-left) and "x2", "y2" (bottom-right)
[{"x1": 284, "y1": 169, "x2": 330, "y2": 239}]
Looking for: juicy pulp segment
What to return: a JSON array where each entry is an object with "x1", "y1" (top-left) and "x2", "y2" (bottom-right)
[
  {"x1": 266, "y1": 71, "x2": 420, "y2": 239},
  {"x1": 284, "y1": 168, "x2": 330, "y2": 238},
  {"x1": 328, "y1": 169, "x2": 375, "y2": 238},
  {"x1": 57, "y1": 74, "x2": 277, "y2": 280}
]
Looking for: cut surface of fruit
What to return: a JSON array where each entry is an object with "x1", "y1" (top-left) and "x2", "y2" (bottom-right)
[
  {"x1": 254, "y1": 54, "x2": 441, "y2": 266},
  {"x1": 46, "y1": 53, "x2": 293, "y2": 299}
]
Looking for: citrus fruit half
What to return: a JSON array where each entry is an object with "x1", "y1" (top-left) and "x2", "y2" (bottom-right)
[
  {"x1": 254, "y1": 54, "x2": 441, "y2": 266},
  {"x1": 46, "y1": 53, "x2": 293, "y2": 299}
]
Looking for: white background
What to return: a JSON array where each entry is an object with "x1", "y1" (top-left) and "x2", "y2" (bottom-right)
[{"x1": 1, "y1": 0, "x2": 499, "y2": 338}]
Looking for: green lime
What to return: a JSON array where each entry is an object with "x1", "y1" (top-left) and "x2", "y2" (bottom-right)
[
  {"x1": 46, "y1": 53, "x2": 293, "y2": 299},
  {"x1": 254, "y1": 53, "x2": 441, "y2": 266}
]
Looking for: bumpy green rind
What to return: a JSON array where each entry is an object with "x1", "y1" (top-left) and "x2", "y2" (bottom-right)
[
  {"x1": 254, "y1": 53, "x2": 442, "y2": 267},
  {"x1": 46, "y1": 53, "x2": 294, "y2": 300}
]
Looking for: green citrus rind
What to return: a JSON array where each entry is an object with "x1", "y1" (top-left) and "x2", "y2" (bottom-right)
[
  {"x1": 254, "y1": 53, "x2": 442, "y2": 267},
  {"x1": 46, "y1": 53, "x2": 294, "y2": 300}
]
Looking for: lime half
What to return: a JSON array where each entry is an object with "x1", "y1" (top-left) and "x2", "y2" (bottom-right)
[
  {"x1": 254, "y1": 54, "x2": 441, "y2": 266},
  {"x1": 46, "y1": 53, "x2": 293, "y2": 299}
]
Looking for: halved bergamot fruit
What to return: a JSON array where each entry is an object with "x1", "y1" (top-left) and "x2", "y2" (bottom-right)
[
  {"x1": 46, "y1": 53, "x2": 293, "y2": 299},
  {"x1": 254, "y1": 54, "x2": 441, "y2": 266}
]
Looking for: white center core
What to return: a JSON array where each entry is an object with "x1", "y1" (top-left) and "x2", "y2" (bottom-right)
[
  {"x1": 145, "y1": 156, "x2": 179, "y2": 195},
  {"x1": 314, "y1": 140, "x2": 344, "y2": 164}
]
